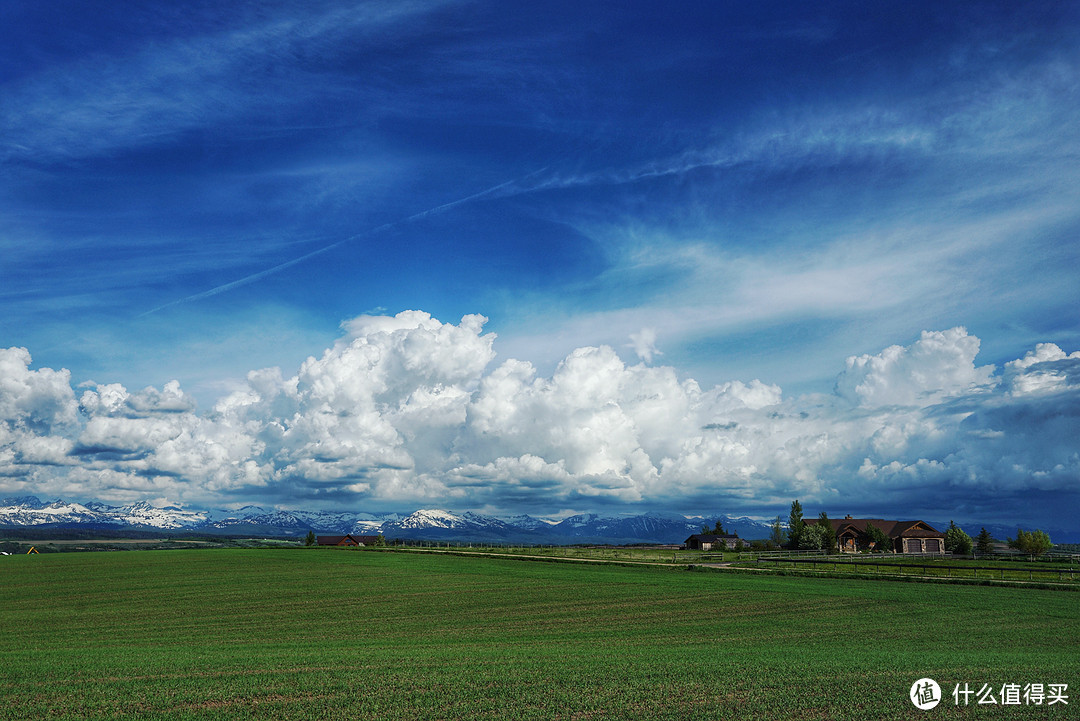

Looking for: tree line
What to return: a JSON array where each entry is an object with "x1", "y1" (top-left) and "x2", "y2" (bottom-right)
[{"x1": 774, "y1": 500, "x2": 1053, "y2": 557}]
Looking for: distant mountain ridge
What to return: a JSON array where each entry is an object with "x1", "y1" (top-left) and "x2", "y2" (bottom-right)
[
  {"x1": 0, "y1": 496, "x2": 776, "y2": 544},
  {"x1": 1, "y1": 496, "x2": 1073, "y2": 544}
]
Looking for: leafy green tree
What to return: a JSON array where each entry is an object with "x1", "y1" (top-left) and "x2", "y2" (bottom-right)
[
  {"x1": 975, "y1": 527, "x2": 994, "y2": 556},
  {"x1": 1029, "y1": 529, "x2": 1052, "y2": 555},
  {"x1": 944, "y1": 521, "x2": 973, "y2": 556},
  {"x1": 817, "y1": 511, "x2": 836, "y2": 554},
  {"x1": 374, "y1": 534, "x2": 387, "y2": 547},
  {"x1": 769, "y1": 516, "x2": 785, "y2": 547},
  {"x1": 304, "y1": 530, "x2": 316, "y2": 547},
  {"x1": 733, "y1": 538, "x2": 745, "y2": 552},
  {"x1": 787, "y1": 500, "x2": 804, "y2": 549},
  {"x1": 798, "y1": 523, "x2": 826, "y2": 550},
  {"x1": 864, "y1": 523, "x2": 894, "y2": 553},
  {"x1": 1008, "y1": 529, "x2": 1052, "y2": 558}
]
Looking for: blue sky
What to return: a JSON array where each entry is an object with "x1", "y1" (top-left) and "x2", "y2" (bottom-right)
[{"x1": 2, "y1": 1, "x2": 1078, "y2": 529}]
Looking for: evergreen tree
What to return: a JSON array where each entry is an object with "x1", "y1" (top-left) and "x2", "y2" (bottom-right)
[
  {"x1": 787, "y1": 500, "x2": 804, "y2": 549},
  {"x1": 975, "y1": 527, "x2": 994, "y2": 555},
  {"x1": 304, "y1": 530, "x2": 316, "y2": 547},
  {"x1": 944, "y1": 521, "x2": 973, "y2": 556},
  {"x1": 701, "y1": 519, "x2": 726, "y2": 535}
]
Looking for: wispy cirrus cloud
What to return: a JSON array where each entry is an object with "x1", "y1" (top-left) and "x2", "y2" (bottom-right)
[
  {"x1": 525, "y1": 50, "x2": 1079, "y2": 195},
  {"x1": 482, "y1": 48, "x2": 1080, "y2": 383},
  {"x1": 0, "y1": 1, "x2": 459, "y2": 164},
  {"x1": 139, "y1": 173, "x2": 532, "y2": 316}
]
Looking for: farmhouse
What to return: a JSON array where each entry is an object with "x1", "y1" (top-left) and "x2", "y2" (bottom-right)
[
  {"x1": 806, "y1": 516, "x2": 946, "y2": 554},
  {"x1": 316, "y1": 534, "x2": 381, "y2": 546},
  {"x1": 684, "y1": 533, "x2": 740, "y2": 551}
]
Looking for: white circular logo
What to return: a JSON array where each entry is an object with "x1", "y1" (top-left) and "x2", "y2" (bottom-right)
[{"x1": 910, "y1": 678, "x2": 942, "y2": 710}]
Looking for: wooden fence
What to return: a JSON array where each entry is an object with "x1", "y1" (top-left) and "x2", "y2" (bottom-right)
[{"x1": 755, "y1": 556, "x2": 1078, "y2": 582}]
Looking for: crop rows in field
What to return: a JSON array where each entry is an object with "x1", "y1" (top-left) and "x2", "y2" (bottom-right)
[
  {"x1": 1, "y1": 549, "x2": 1077, "y2": 719},
  {"x1": 374, "y1": 544, "x2": 1080, "y2": 589}
]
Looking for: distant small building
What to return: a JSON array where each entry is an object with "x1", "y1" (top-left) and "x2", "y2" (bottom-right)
[
  {"x1": 684, "y1": 533, "x2": 740, "y2": 551},
  {"x1": 805, "y1": 516, "x2": 945, "y2": 553},
  {"x1": 316, "y1": 535, "x2": 358, "y2": 546},
  {"x1": 316, "y1": 534, "x2": 382, "y2": 547}
]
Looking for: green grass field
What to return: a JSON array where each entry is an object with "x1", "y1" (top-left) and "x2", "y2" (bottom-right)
[
  {"x1": 397, "y1": 544, "x2": 1080, "y2": 580},
  {"x1": 1, "y1": 549, "x2": 1076, "y2": 720}
]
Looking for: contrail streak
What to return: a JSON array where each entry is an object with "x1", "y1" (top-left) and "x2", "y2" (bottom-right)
[{"x1": 140, "y1": 175, "x2": 529, "y2": 317}]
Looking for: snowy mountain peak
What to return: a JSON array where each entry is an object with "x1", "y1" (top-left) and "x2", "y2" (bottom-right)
[
  {"x1": 504, "y1": 514, "x2": 556, "y2": 530},
  {"x1": 397, "y1": 509, "x2": 465, "y2": 529},
  {"x1": 117, "y1": 502, "x2": 207, "y2": 529},
  {"x1": 1, "y1": 495, "x2": 45, "y2": 509},
  {"x1": 559, "y1": 513, "x2": 601, "y2": 528}
]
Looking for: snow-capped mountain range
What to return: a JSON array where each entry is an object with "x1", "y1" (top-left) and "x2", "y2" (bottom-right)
[
  {"x1": 0, "y1": 496, "x2": 775, "y2": 544},
  {"x1": 5, "y1": 496, "x2": 1063, "y2": 543}
]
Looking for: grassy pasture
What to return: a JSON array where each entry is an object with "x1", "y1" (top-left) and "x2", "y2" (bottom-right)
[{"x1": 1, "y1": 550, "x2": 1077, "y2": 720}]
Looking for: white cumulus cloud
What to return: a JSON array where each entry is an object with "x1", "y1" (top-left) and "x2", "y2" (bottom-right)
[
  {"x1": 0, "y1": 317, "x2": 1076, "y2": 527},
  {"x1": 835, "y1": 327, "x2": 995, "y2": 407}
]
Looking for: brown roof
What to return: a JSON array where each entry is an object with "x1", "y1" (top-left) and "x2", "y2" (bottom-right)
[
  {"x1": 806, "y1": 518, "x2": 943, "y2": 539},
  {"x1": 316, "y1": 534, "x2": 381, "y2": 546},
  {"x1": 316, "y1": 535, "x2": 357, "y2": 545}
]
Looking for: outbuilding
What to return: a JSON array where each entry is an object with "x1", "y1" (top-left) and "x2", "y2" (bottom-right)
[
  {"x1": 684, "y1": 533, "x2": 740, "y2": 551},
  {"x1": 315, "y1": 534, "x2": 381, "y2": 546},
  {"x1": 316, "y1": 535, "x2": 359, "y2": 546}
]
